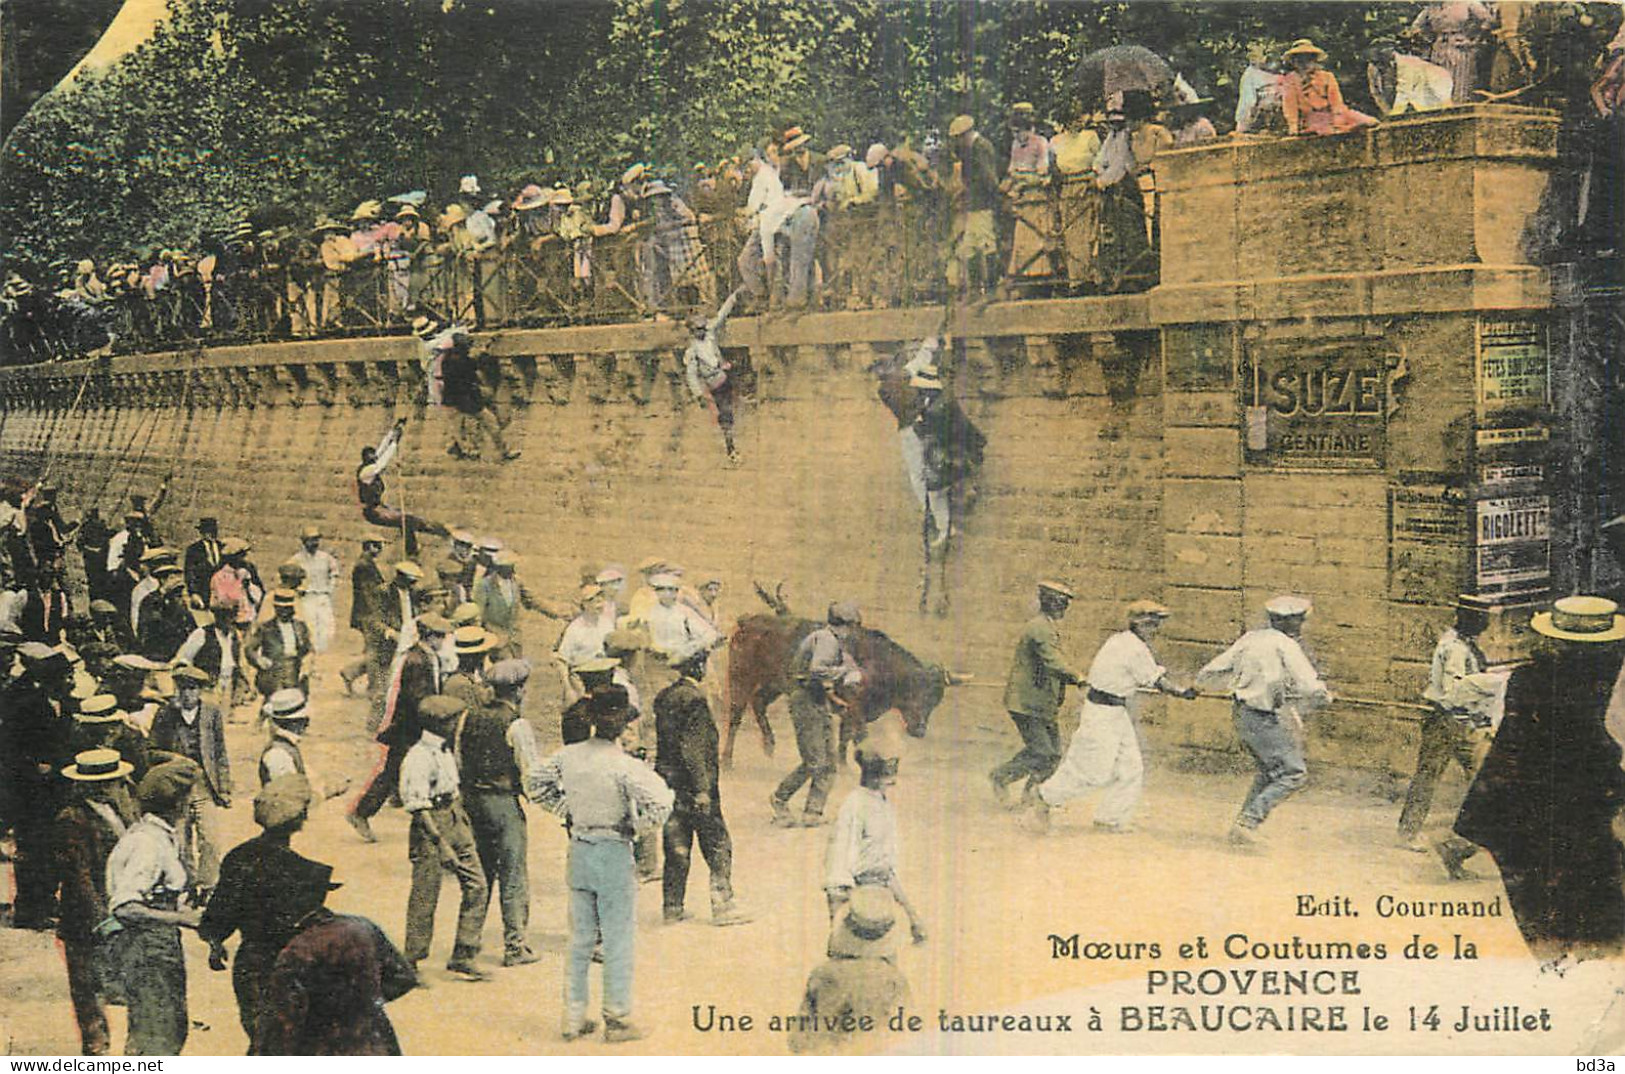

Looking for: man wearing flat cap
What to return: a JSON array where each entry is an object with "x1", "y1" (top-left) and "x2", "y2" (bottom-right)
[
  {"x1": 943, "y1": 113, "x2": 1001, "y2": 300},
  {"x1": 52, "y1": 748, "x2": 138, "y2": 1055},
  {"x1": 201, "y1": 773, "x2": 340, "y2": 1046},
  {"x1": 771, "y1": 601, "x2": 864, "y2": 827},
  {"x1": 992, "y1": 581, "x2": 1085, "y2": 806},
  {"x1": 150, "y1": 667, "x2": 231, "y2": 897},
  {"x1": 401, "y1": 694, "x2": 490, "y2": 982},
  {"x1": 459, "y1": 657, "x2": 545, "y2": 966},
  {"x1": 1198, "y1": 595, "x2": 1331, "y2": 847},
  {"x1": 246, "y1": 589, "x2": 313, "y2": 701},
  {"x1": 106, "y1": 756, "x2": 207, "y2": 1054},
  {"x1": 1396, "y1": 595, "x2": 1497, "y2": 854},
  {"x1": 1029, "y1": 600, "x2": 1197, "y2": 833}
]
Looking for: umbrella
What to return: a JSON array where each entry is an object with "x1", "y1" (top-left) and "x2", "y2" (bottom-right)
[{"x1": 1073, "y1": 44, "x2": 1176, "y2": 109}]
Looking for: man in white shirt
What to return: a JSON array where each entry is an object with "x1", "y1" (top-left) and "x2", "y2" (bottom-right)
[
  {"x1": 1198, "y1": 595, "x2": 1331, "y2": 847},
  {"x1": 824, "y1": 724, "x2": 926, "y2": 945},
  {"x1": 1398, "y1": 595, "x2": 1497, "y2": 850},
  {"x1": 1029, "y1": 600, "x2": 1197, "y2": 833},
  {"x1": 530, "y1": 687, "x2": 673, "y2": 1043},
  {"x1": 289, "y1": 524, "x2": 341, "y2": 653},
  {"x1": 400, "y1": 695, "x2": 490, "y2": 983}
]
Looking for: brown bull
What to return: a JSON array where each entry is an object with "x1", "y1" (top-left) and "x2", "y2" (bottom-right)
[{"x1": 721, "y1": 612, "x2": 954, "y2": 768}]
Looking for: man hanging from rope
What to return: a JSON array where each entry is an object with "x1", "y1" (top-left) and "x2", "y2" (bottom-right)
[{"x1": 355, "y1": 417, "x2": 449, "y2": 557}]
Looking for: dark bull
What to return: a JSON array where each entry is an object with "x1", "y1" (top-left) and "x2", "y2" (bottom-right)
[{"x1": 721, "y1": 613, "x2": 965, "y2": 768}]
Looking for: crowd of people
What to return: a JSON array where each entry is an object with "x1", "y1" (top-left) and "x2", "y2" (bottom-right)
[
  {"x1": 6, "y1": 4, "x2": 1619, "y2": 368},
  {"x1": 4, "y1": 414, "x2": 1624, "y2": 1053}
]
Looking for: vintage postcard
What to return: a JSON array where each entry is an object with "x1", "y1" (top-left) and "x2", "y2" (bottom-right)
[{"x1": 1, "y1": 0, "x2": 1623, "y2": 1059}]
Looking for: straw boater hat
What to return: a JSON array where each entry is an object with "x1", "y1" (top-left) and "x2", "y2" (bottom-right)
[
  {"x1": 452, "y1": 625, "x2": 497, "y2": 656},
  {"x1": 826, "y1": 144, "x2": 853, "y2": 162},
  {"x1": 513, "y1": 183, "x2": 548, "y2": 211},
  {"x1": 781, "y1": 126, "x2": 812, "y2": 152},
  {"x1": 1038, "y1": 579, "x2": 1076, "y2": 600},
  {"x1": 173, "y1": 665, "x2": 214, "y2": 687},
  {"x1": 395, "y1": 203, "x2": 421, "y2": 219},
  {"x1": 829, "y1": 885, "x2": 901, "y2": 960},
  {"x1": 62, "y1": 748, "x2": 133, "y2": 783},
  {"x1": 440, "y1": 203, "x2": 469, "y2": 228},
  {"x1": 619, "y1": 162, "x2": 648, "y2": 187},
  {"x1": 1283, "y1": 38, "x2": 1327, "y2": 61},
  {"x1": 393, "y1": 560, "x2": 424, "y2": 582},
  {"x1": 411, "y1": 315, "x2": 441, "y2": 340},
  {"x1": 311, "y1": 215, "x2": 348, "y2": 234},
  {"x1": 1126, "y1": 599, "x2": 1171, "y2": 622},
  {"x1": 450, "y1": 602, "x2": 482, "y2": 627},
  {"x1": 573, "y1": 655, "x2": 620, "y2": 675},
  {"x1": 351, "y1": 199, "x2": 382, "y2": 222},
  {"x1": 1530, "y1": 596, "x2": 1625, "y2": 643},
  {"x1": 73, "y1": 694, "x2": 124, "y2": 725},
  {"x1": 300, "y1": 524, "x2": 322, "y2": 540},
  {"x1": 947, "y1": 114, "x2": 975, "y2": 137},
  {"x1": 270, "y1": 589, "x2": 299, "y2": 609},
  {"x1": 266, "y1": 688, "x2": 309, "y2": 723},
  {"x1": 551, "y1": 185, "x2": 574, "y2": 206}
]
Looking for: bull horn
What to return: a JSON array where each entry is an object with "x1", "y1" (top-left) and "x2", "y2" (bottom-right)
[{"x1": 943, "y1": 669, "x2": 975, "y2": 686}]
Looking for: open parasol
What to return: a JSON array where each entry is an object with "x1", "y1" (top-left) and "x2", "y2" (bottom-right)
[{"x1": 1072, "y1": 44, "x2": 1177, "y2": 109}]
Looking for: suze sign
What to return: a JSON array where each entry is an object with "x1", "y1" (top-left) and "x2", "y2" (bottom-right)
[{"x1": 1242, "y1": 342, "x2": 1386, "y2": 469}]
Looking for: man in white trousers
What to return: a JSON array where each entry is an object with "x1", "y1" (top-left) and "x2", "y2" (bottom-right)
[{"x1": 1027, "y1": 600, "x2": 1197, "y2": 832}]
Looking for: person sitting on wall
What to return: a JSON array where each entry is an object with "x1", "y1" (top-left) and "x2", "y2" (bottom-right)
[{"x1": 1281, "y1": 39, "x2": 1379, "y2": 136}]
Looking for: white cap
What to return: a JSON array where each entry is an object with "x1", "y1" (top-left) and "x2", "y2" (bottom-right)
[{"x1": 1265, "y1": 595, "x2": 1313, "y2": 618}]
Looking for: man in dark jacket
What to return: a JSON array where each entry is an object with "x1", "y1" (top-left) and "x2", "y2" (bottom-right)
[
  {"x1": 53, "y1": 748, "x2": 139, "y2": 1055},
  {"x1": 1452, "y1": 596, "x2": 1625, "y2": 962},
  {"x1": 150, "y1": 666, "x2": 232, "y2": 897},
  {"x1": 944, "y1": 113, "x2": 1001, "y2": 299},
  {"x1": 990, "y1": 580, "x2": 1084, "y2": 806},
  {"x1": 457, "y1": 657, "x2": 542, "y2": 965},
  {"x1": 247, "y1": 590, "x2": 312, "y2": 699},
  {"x1": 349, "y1": 612, "x2": 449, "y2": 842},
  {"x1": 339, "y1": 537, "x2": 387, "y2": 697},
  {"x1": 183, "y1": 518, "x2": 223, "y2": 608},
  {"x1": 656, "y1": 647, "x2": 749, "y2": 926},
  {"x1": 2, "y1": 643, "x2": 77, "y2": 928},
  {"x1": 201, "y1": 774, "x2": 342, "y2": 1050},
  {"x1": 254, "y1": 906, "x2": 416, "y2": 1054}
]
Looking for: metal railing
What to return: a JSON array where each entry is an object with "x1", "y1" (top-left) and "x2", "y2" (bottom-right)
[{"x1": 2, "y1": 186, "x2": 1162, "y2": 365}]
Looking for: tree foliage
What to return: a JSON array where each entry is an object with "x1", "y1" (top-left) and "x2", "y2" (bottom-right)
[{"x1": 0, "y1": 0, "x2": 1490, "y2": 274}]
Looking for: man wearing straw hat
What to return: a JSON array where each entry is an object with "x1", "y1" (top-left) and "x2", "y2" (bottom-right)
[
  {"x1": 1198, "y1": 595, "x2": 1331, "y2": 848},
  {"x1": 290, "y1": 524, "x2": 340, "y2": 653},
  {"x1": 53, "y1": 747, "x2": 138, "y2": 1055},
  {"x1": 1450, "y1": 596, "x2": 1625, "y2": 960},
  {"x1": 1027, "y1": 599, "x2": 1198, "y2": 833}
]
